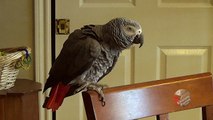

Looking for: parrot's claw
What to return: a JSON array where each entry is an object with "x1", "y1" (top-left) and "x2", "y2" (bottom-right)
[{"x1": 87, "y1": 83, "x2": 108, "y2": 106}]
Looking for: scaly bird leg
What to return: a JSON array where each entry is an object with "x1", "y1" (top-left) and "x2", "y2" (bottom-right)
[
  {"x1": 73, "y1": 81, "x2": 108, "y2": 106},
  {"x1": 86, "y1": 83, "x2": 108, "y2": 106},
  {"x1": 73, "y1": 81, "x2": 91, "y2": 94}
]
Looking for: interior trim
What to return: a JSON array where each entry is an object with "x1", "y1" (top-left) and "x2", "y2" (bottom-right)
[{"x1": 34, "y1": 0, "x2": 52, "y2": 120}]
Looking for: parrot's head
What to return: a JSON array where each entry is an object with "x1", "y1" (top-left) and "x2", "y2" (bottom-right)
[{"x1": 105, "y1": 18, "x2": 144, "y2": 50}]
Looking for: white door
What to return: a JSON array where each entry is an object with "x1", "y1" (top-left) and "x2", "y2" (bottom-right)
[{"x1": 54, "y1": 0, "x2": 213, "y2": 120}]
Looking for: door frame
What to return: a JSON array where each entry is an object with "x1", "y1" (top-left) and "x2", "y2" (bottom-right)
[{"x1": 34, "y1": 0, "x2": 52, "y2": 120}]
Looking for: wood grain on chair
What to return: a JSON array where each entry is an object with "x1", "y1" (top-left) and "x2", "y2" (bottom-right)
[{"x1": 83, "y1": 72, "x2": 213, "y2": 120}]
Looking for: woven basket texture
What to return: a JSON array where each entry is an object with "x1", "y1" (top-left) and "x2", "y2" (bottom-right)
[{"x1": 0, "y1": 47, "x2": 30, "y2": 90}]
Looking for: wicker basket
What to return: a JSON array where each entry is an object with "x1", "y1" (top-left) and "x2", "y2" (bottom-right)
[{"x1": 0, "y1": 47, "x2": 31, "y2": 90}]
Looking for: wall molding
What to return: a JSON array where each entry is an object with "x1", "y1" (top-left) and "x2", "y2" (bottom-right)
[
  {"x1": 158, "y1": 0, "x2": 213, "y2": 8},
  {"x1": 156, "y1": 46, "x2": 211, "y2": 79},
  {"x1": 79, "y1": 0, "x2": 135, "y2": 7},
  {"x1": 34, "y1": 0, "x2": 52, "y2": 120}
]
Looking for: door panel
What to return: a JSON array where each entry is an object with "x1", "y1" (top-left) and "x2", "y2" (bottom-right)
[
  {"x1": 157, "y1": 46, "x2": 211, "y2": 78},
  {"x1": 55, "y1": 0, "x2": 213, "y2": 120}
]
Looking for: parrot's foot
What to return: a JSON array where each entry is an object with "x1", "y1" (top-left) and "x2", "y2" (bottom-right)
[
  {"x1": 87, "y1": 83, "x2": 108, "y2": 106},
  {"x1": 73, "y1": 81, "x2": 107, "y2": 106}
]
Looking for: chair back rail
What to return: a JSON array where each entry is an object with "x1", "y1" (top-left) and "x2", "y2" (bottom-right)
[{"x1": 82, "y1": 72, "x2": 213, "y2": 120}]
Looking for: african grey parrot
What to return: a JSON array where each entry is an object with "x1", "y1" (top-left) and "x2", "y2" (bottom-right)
[{"x1": 43, "y1": 18, "x2": 144, "y2": 111}]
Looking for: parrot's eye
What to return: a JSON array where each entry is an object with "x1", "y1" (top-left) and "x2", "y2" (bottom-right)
[
  {"x1": 123, "y1": 25, "x2": 136, "y2": 36},
  {"x1": 127, "y1": 26, "x2": 133, "y2": 31},
  {"x1": 126, "y1": 26, "x2": 135, "y2": 32}
]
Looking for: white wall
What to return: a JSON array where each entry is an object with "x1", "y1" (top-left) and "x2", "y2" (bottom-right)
[{"x1": 0, "y1": 0, "x2": 34, "y2": 80}]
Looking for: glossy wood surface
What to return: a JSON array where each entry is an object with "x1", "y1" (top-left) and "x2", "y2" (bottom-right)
[
  {"x1": 82, "y1": 72, "x2": 213, "y2": 120},
  {"x1": 0, "y1": 79, "x2": 41, "y2": 120}
]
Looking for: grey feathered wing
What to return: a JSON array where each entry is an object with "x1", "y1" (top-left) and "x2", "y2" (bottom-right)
[
  {"x1": 43, "y1": 29, "x2": 101, "y2": 92},
  {"x1": 43, "y1": 30, "x2": 101, "y2": 111}
]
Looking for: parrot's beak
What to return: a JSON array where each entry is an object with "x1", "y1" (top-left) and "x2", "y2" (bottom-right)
[{"x1": 133, "y1": 33, "x2": 144, "y2": 48}]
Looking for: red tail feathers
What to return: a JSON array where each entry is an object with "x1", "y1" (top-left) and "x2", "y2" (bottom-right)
[{"x1": 43, "y1": 82, "x2": 71, "y2": 111}]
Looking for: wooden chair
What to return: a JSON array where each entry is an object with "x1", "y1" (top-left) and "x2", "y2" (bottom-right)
[{"x1": 82, "y1": 72, "x2": 213, "y2": 120}]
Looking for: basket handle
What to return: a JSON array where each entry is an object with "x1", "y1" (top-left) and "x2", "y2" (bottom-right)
[{"x1": 0, "y1": 46, "x2": 29, "y2": 53}]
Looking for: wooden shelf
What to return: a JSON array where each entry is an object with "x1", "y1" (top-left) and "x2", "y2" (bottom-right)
[{"x1": 0, "y1": 79, "x2": 42, "y2": 120}]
